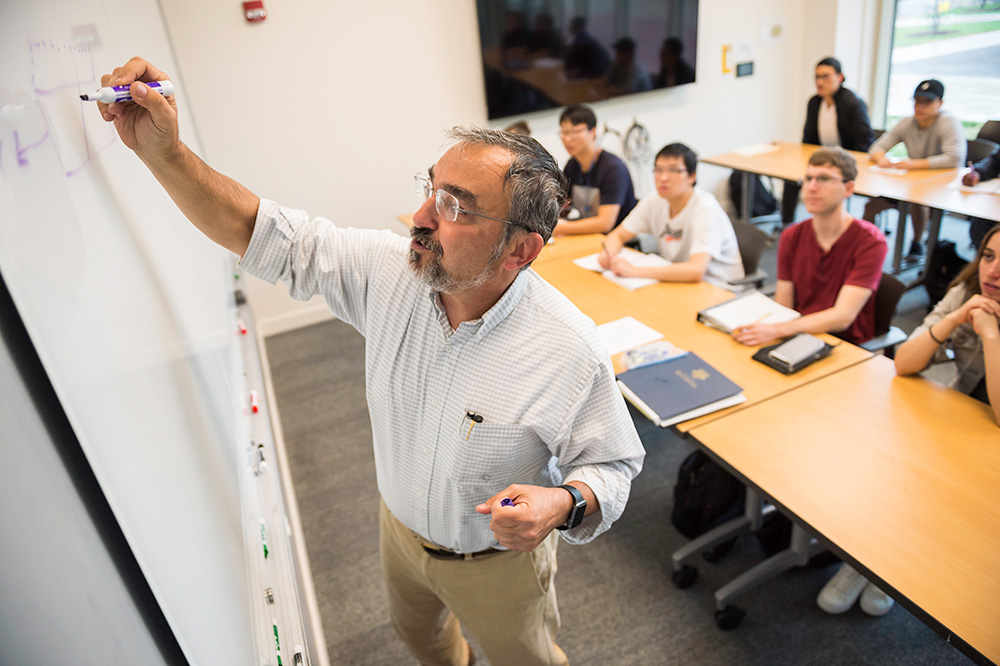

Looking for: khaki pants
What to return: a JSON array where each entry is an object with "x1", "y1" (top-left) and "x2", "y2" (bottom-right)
[{"x1": 379, "y1": 498, "x2": 569, "y2": 666}]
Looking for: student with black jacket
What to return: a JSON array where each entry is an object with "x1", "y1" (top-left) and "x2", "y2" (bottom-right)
[
  {"x1": 781, "y1": 57, "x2": 875, "y2": 227},
  {"x1": 964, "y1": 150, "x2": 1000, "y2": 248}
]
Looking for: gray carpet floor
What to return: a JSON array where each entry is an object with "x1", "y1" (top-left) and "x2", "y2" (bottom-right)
[{"x1": 265, "y1": 199, "x2": 982, "y2": 664}]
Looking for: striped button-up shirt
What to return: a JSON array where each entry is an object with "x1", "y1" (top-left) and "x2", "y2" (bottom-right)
[{"x1": 241, "y1": 199, "x2": 645, "y2": 552}]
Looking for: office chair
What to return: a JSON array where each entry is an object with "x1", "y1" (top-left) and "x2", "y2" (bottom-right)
[
  {"x1": 859, "y1": 273, "x2": 908, "y2": 358},
  {"x1": 976, "y1": 120, "x2": 1000, "y2": 146},
  {"x1": 967, "y1": 138, "x2": 999, "y2": 165},
  {"x1": 870, "y1": 128, "x2": 885, "y2": 142},
  {"x1": 727, "y1": 220, "x2": 770, "y2": 290}
]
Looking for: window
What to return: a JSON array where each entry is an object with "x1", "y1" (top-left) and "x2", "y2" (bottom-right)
[{"x1": 882, "y1": 0, "x2": 1000, "y2": 140}]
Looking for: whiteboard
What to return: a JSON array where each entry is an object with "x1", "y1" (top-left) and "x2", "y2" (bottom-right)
[{"x1": 0, "y1": 1, "x2": 253, "y2": 664}]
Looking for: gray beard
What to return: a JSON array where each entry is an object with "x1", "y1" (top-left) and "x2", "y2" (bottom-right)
[
  {"x1": 408, "y1": 226, "x2": 505, "y2": 292},
  {"x1": 408, "y1": 248, "x2": 498, "y2": 292}
]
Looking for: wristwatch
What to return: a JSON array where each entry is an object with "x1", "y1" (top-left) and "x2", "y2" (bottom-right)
[{"x1": 555, "y1": 484, "x2": 586, "y2": 531}]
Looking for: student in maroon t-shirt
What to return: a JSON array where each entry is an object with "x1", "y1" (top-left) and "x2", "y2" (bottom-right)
[{"x1": 733, "y1": 147, "x2": 887, "y2": 347}]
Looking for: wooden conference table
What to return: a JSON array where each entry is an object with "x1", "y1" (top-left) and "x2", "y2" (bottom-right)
[
  {"x1": 531, "y1": 235, "x2": 873, "y2": 433},
  {"x1": 690, "y1": 356, "x2": 1000, "y2": 666},
  {"x1": 534, "y1": 235, "x2": 997, "y2": 665},
  {"x1": 703, "y1": 142, "x2": 1000, "y2": 275}
]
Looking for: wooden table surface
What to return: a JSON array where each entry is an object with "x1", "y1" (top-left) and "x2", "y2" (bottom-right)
[
  {"x1": 702, "y1": 142, "x2": 957, "y2": 202},
  {"x1": 532, "y1": 236, "x2": 873, "y2": 432},
  {"x1": 689, "y1": 355, "x2": 1000, "y2": 664},
  {"x1": 702, "y1": 142, "x2": 1000, "y2": 276}
]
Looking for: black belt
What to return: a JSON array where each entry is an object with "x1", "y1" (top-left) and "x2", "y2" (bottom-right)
[{"x1": 421, "y1": 544, "x2": 504, "y2": 561}]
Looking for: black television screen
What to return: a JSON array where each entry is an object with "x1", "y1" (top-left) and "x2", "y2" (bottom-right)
[{"x1": 476, "y1": 0, "x2": 699, "y2": 120}]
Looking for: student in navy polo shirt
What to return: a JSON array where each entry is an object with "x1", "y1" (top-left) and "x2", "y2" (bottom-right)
[
  {"x1": 732, "y1": 147, "x2": 887, "y2": 347},
  {"x1": 554, "y1": 104, "x2": 637, "y2": 236}
]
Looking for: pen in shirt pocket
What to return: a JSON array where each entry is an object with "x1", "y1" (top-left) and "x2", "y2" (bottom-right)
[{"x1": 465, "y1": 410, "x2": 483, "y2": 440}]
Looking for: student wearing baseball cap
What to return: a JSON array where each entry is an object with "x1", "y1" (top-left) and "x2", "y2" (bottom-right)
[{"x1": 862, "y1": 78, "x2": 966, "y2": 260}]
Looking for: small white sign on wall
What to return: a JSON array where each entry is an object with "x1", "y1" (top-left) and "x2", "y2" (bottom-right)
[{"x1": 762, "y1": 19, "x2": 785, "y2": 44}]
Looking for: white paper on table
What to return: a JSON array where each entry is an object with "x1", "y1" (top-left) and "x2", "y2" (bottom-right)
[
  {"x1": 867, "y1": 165, "x2": 908, "y2": 175},
  {"x1": 573, "y1": 249, "x2": 671, "y2": 291},
  {"x1": 947, "y1": 179, "x2": 1000, "y2": 195},
  {"x1": 733, "y1": 143, "x2": 781, "y2": 157},
  {"x1": 596, "y1": 316, "x2": 664, "y2": 356}
]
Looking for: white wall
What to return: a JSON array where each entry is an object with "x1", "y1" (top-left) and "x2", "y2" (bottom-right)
[{"x1": 158, "y1": 0, "x2": 876, "y2": 331}]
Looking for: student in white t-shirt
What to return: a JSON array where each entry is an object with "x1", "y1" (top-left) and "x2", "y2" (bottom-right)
[{"x1": 598, "y1": 142, "x2": 744, "y2": 284}]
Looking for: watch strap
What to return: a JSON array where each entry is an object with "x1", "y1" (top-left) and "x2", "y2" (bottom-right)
[{"x1": 555, "y1": 484, "x2": 586, "y2": 531}]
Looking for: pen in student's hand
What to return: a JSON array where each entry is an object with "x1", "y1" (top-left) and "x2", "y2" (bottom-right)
[
  {"x1": 80, "y1": 81, "x2": 174, "y2": 103},
  {"x1": 734, "y1": 313, "x2": 771, "y2": 333}
]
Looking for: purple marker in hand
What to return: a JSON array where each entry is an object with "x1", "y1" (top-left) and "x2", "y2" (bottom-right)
[{"x1": 500, "y1": 498, "x2": 514, "y2": 507}]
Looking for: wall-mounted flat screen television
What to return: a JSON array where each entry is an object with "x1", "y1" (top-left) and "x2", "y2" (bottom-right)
[{"x1": 476, "y1": 0, "x2": 699, "y2": 120}]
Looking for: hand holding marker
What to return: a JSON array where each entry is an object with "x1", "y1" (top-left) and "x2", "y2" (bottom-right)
[{"x1": 80, "y1": 80, "x2": 174, "y2": 103}]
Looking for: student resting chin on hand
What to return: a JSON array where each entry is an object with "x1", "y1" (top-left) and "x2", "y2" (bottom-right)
[{"x1": 894, "y1": 223, "x2": 1000, "y2": 426}]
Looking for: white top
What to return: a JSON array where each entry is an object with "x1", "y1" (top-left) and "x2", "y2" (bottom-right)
[
  {"x1": 622, "y1": 188, "x2": 744, "y2": 284},
  {"x1": 818, "y1": 99, "x2": 840, "y2": 147},
  {"x1": 239, "y1": 199, "x2": 645, "y2": 553}
]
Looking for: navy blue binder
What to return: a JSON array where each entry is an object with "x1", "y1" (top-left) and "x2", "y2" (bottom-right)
[{"x1": 616, "y1": 353, "x2": 745, "y2": 427}]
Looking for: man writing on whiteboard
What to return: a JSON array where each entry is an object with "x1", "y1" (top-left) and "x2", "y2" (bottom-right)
[
  {"x1": 96, "y1": 57, "x2": 644, "y2": 666},
  {"x1": 732, "y1": 148, "x2": 887, "y2": 347}
]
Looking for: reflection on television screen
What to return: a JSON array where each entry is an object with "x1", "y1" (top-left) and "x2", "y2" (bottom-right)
[{"x1": 476, "y1": 0, "x2": 699, "y2": 120}]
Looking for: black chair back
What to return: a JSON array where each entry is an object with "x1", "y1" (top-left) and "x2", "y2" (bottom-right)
[
  {"x1": 731, "y1": 219, "x2": 769, "y2": 276},
  {"x1": 873, "y1": 273, "x2": 906, "y2": 337},
  {"x1": 976, "y1": 120, "x2": 1000, "y2": 146},
  {"x1": 967, "y1": 138, "x2": 999, "y2": 165}
]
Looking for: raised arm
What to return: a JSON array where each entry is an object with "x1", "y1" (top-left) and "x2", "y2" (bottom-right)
[{"x1": 98, "y1": 58, "x2": 259, "y2": 256}]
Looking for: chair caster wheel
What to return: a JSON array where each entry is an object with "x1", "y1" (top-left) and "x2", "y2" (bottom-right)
[
  {"x1": 715, "y1": 604, "x2": 746, "y2": 630},
  {"x1": 671, "y1": 564, "x2": 698, "y2": 589}
]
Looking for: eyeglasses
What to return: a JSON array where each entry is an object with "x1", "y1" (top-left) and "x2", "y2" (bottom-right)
[
  {"x1": 653, "y1": 167, "x2": 688, "y2": 175},
  {"x1": 414, "y1": 174, "x2": 529, "y2": 230},
  {"x1": 814, "y1": 73, "x2": 833, "y2": 81},
  {"x1": 558, "y1": 127, "x2": 590, "y2": 139},
  {"x1": 802, "y1": 174, "x2": 846, "y2": 185}
]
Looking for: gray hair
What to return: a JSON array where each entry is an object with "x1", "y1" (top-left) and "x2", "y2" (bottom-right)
[{"x1": 445, "y1": 126, "x2": 568, "y2": 249}]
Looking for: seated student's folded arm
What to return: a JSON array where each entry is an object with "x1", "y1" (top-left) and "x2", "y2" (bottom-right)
[
  {"x1": 790, "y1": 284, "x2": 873, "y2": 334},
  {"x1": 974, "y1": 309, "x2": 1000, "y2": 425},
  {"x1": 867, "y1": 125, "x2": 897, "y2": 163},
  {"x1": 893, "y1": 292, "x2": 962, "y2": 376},
  {"x1": 555, "y1": 203, "x2": 621, "y2": 235},
  {"x1": 735, "y1": 282, "x2": 871, "y2": 345}
]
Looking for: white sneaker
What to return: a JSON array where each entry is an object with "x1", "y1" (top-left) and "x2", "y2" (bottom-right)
[
  {"x1": 860, "y1": 583, "x2": 895, "y2": 617},
  {"x1": 817, "y1": 564, "x2": 868, "y2": 614}
]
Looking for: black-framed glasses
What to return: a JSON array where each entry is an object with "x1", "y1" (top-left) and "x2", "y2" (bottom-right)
[
  {"x1": 653, "y1": 167, "x2": 688, "y2": 175},
  {"x1": 414, "y1": 174, "x2": 529, "y2": 231}
]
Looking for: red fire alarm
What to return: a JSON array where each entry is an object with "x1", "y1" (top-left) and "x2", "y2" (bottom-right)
[{"x1": 243, "y1": 0, "x2": 266, "y2": 22}]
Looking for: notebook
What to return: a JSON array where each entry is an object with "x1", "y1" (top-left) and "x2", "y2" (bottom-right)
[
  {"x1": 697, "y1": 290, "x2": 800, "y2": 334},
  {"x1": 616, "y1": 353, "x2": 745, "y2": 428},
  {"x1": 573, "y1": 248, "x2": 672, "y2": 291}
]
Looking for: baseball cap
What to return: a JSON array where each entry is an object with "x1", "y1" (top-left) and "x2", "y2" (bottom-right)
[{"x1": 913, "y1": 79, "x2": 944, "y2": 100}]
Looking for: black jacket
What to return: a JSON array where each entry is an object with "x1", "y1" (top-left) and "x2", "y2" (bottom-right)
[
  {"x1": 802, "y1": 86, "x2": 874, "y2": 153},
  {"x1": 974, "y1": 151, "x2": 1000, "y2": 181}
]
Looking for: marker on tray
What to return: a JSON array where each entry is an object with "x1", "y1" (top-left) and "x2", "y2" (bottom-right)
[
  {"x1": 237, "y1": 319, "x2": 248, "y2": 335},
  {"x1": 79, "y1": 81, "x2": 175, "y2": 103},
  {"x1": 260, "y1": 519, "x2": 269, "y2": 559},
  {"x1": 250, "y1": 390, "x2": 260, "y2": 413}
]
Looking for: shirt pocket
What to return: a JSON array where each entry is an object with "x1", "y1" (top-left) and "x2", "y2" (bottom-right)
[{"x1": 455, "y1": 414, "x2": 542, "y2": 486}]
